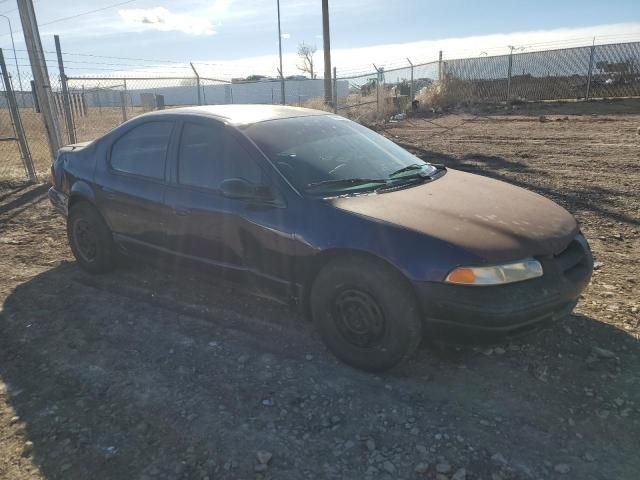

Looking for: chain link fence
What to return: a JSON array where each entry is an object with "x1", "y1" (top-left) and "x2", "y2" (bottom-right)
[
  {"x1": 427, "y1": 41, "x2": 639, "y2": 104},
  {"x1": 335, "y1": 41, "x2": 640, "y2": 115},
  {"x1": 1, "y1": 40, "x2": 639, "y2": 182},
  {"x1": 0, "y1": 67, "x2": 52, "y2": 181},
  {"x1": 0, "y1": 74, "x2": 24, "y2": 180}
]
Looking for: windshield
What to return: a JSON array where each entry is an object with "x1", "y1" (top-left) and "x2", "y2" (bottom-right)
[{"x1": 244, "y1": 115, "x2": 437, "y2": 195}]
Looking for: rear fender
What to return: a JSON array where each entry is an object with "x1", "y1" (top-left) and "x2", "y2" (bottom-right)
[{"x1": 69, "y1": 180, "x2": 96, "y2": 206}]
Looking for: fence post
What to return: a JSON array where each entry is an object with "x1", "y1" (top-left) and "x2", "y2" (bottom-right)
[
  {"x1": 373, "y1": 64, "x2": 381, "y2": 121},
  {"x1": 438, "y1": 51, "x2": 443, "y2": 82},
  {"x1": 190, "y1": 62, "x2": 201, "y2": 105},
  {"x1": 585, "y1": 40, "x2": 596, "y2": 100},
  {"x1": 407, "y1": 57, "x2": 414, "y2": 102},
  {"x1": 332, "y1": 67, "x2": 338, "y2": 113},
  {"x1": 31, "y1": 79, "x2": 39, "y2": 112},
  {"x1": 0, "y1": 48, "x2": 36, "y2": 181},
  {"x1": 81, "y1": 85, "x2": 87, "y2": 116},
  {"x1": 506, "y1": 50, "x2": 513, "y2": 102},
  {"x1": 120, "y1": 91, "x2": 127, "y2": 122},
  {"x1": 123, "y1": 78, "x2": 128, "y2": 118},
  {"x1": 54, "y1": 35, "x2": 76, "y2": 144}
]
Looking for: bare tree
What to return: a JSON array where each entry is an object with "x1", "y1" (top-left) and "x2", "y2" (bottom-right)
[{"x1": 297, "y1": 42, "x2": 317, "y2": 79}]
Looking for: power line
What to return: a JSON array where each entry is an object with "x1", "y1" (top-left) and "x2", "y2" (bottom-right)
[
  {"x1": 0, "y1": 0, "x2": 140, "y2": 37},
  {"x1": 39, "y1": 0, "x2": 139, "y2": 27},
  {"x1": 5, "y1": 54, "x2": 192, "y2": 69},
  {"x1": 11, "y1": 47, "x2": 193, "y2": 66}
]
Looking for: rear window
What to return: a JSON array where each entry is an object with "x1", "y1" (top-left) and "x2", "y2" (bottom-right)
[{"x1": 110, "y1": 121, "x2": 174, "y2": 180}]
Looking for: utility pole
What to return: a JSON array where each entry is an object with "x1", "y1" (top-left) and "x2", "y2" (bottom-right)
[
  {"x1": 17, "y1": 0, "x2": 62, "y2": 158},
  {"x1": 276, "y1": 0, "x2": 285, "y2": 104},
  {"x1": 322, "y1": 0, "x2": 332, "y2": 104}
]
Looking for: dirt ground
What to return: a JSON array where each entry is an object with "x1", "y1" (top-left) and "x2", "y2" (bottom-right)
[{"x1": 1, "y1": 101, "x2": 639, "y2": 480}]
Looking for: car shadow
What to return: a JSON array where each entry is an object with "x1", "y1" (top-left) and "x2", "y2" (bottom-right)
[{"x1": 1, "y1": 262, "x2": 639, "y2": 479}]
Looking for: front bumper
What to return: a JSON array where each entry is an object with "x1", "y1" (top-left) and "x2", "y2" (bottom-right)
[
  {"x1": 48, "y1": 187, "x2": 68, "y2": 217},
  {"x1": 415, "y1": 234, "x2": 593, "y2": 342}
]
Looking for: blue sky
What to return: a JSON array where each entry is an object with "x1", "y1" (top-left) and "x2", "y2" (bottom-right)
[{"x1": 0, "y1": 0, "x2": 639, "y2": 78}]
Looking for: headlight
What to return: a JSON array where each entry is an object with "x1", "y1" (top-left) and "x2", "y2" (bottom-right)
[{"x1": 445, "y1": 258, "x2": 543, "y2": 286}]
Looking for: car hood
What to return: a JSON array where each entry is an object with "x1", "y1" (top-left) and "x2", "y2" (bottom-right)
[{"x1": 329, "y1": 168, "x2": 578, "y2": 264}]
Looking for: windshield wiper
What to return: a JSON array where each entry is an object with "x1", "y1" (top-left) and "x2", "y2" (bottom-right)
[
  {"x1": 306, "y1": 178, "x2": 388, "y2": 190},
  {"x1": 388, "y1": 163, "x2": 448, "y2": 180},
  {"x1": 388, "y1": 163, "x2": 430, "y2": 178}
]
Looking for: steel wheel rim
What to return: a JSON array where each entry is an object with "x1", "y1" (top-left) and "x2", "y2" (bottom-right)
[
  {"x1": 332, "y1": 288, "x2": 386, "y2": 348},
  {"x1": 72, "y1": 218, "x2": 97, "y2": 263}
]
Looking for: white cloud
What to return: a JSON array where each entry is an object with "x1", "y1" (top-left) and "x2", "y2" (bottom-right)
[
  {"x1": 118, "y1": 7, "x2": 216, "y2": 36},
  {"x1": 281, "y1": 33, "x2": 291, "y2": 39}
]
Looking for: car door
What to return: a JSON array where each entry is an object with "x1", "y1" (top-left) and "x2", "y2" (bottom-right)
[
  {"x1": 164, "y1": 118, "x2": 297, "y2": 299},
  {"x1": 95, "y1": 120, "x2": 176, "y2": 250}
]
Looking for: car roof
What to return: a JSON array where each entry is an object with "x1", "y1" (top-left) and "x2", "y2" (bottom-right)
[{"x1": 139, "y1": 104, "x2": 331, "y2": 126}]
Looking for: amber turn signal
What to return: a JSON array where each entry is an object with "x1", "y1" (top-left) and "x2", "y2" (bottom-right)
[{"x1": 445, "y1": 267, "x2": 476, "y2": 284}]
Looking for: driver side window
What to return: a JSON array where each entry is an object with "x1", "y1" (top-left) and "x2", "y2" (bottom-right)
[{"x1": 178, "y1": 122, "x2": 262, "y2": 190}]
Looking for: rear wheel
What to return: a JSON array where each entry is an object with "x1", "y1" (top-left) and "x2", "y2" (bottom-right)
[
  {"x1": 311, "y1": 256, "x2": 422, "y2": 372},
  {"x1": 67, "y1": 201, "x2": 116, "y2": 274}
]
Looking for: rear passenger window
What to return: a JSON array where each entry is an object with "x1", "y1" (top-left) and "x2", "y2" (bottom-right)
[
  {"x1": 110, "y1": 122, "x2": 174, "y2": 179},
  {"x1": 178, "y1": 122, "x2": 262, "y2": 190}
]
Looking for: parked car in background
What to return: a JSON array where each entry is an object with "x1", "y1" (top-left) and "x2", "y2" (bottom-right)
[{"x1": 49, "y1": 105, "x2": 593, "y2": 371}]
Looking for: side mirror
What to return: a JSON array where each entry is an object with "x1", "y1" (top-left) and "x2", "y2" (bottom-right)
[{"x1": 219, "y1": 178, "x2": 275, "y2": 202}]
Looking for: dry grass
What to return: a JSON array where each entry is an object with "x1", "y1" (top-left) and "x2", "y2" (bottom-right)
[
  {"x1": 297, "y1": 97, "x2": 332, "y2": 113},
  {"x1": 415, "y1": 79, "x2": 474, "y2": 110},
  {"x1": 301, "y1": 91, "x2": 398, "y2": 125}
]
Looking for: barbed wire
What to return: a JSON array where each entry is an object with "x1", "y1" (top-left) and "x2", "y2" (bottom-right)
[{"x1": 1, "y1": 37, "x2": 639, "y2": 81}]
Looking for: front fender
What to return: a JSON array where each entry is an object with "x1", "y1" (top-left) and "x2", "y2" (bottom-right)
[{"x1": 301, "y1": 201, "x2": 483, "y2": 283}]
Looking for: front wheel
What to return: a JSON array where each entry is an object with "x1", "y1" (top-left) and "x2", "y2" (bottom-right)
[
  {"x1": 310, "y1": 256, "x2": 422, "y2": 372},
  {"x1": 67, "y1": 202, "x2": 116, "y2": 274}
]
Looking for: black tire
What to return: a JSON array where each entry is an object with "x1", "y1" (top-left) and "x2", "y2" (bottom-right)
[
  {"x1": 67, "y1": 201, "x2": 116, "y2": 274},
  {"x1": 310, "y1": 256, "x2": 422, "y2": 372}
]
